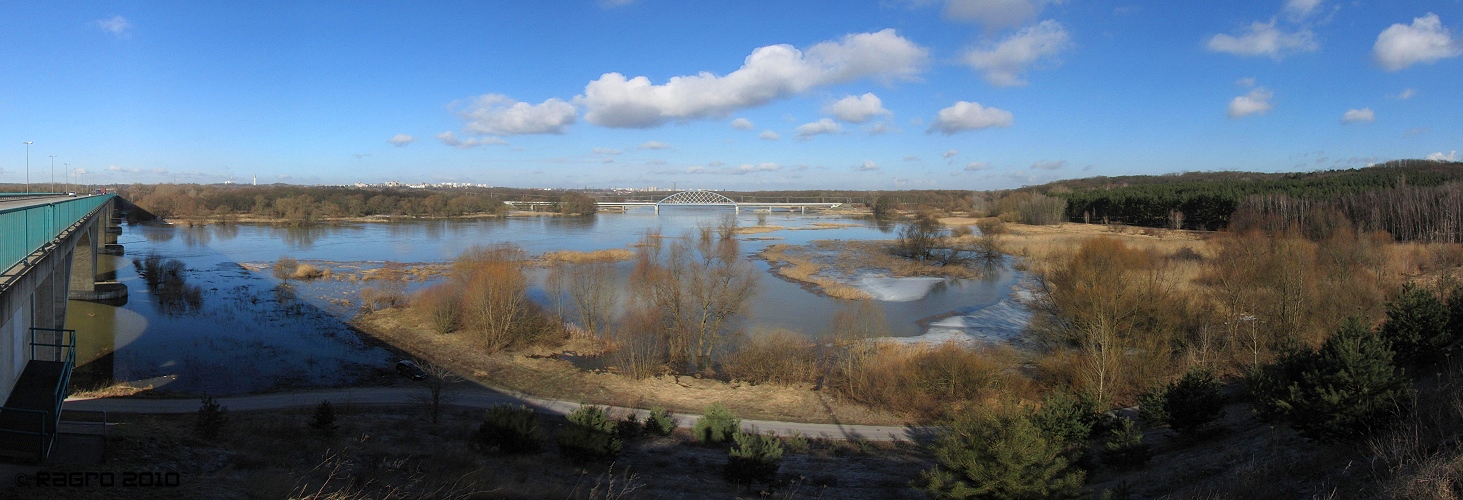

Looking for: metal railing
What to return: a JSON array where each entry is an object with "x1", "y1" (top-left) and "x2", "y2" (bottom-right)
[
  {"x1": 0, "y1": 328, "x2": 78, "y2": 461},
  {"x1": 0, "y1": 194, "x2": 113, "y2": 278}
]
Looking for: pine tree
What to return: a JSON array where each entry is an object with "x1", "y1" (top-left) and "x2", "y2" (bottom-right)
[
  {"x1": 1282, "y1": 317, "x2": 1414, "y2": 441},
  {"x1": 693, "y1": 403, "x2": 740, "y2": 444},
  {"x1": 1379, "y1": 283, "x2": 1450, "y2": 365},
  {"x1": 1162, "y1": 369, "x2": 1226, "y2": 434},
  {"x1": 725, "y1": 431, "x2": 784, "y2": 489},
  {"x1": 309, "y1": 400, "x2": 339, "y2": 437},
  {"x1": 478, "y1": 404, "x2": 541, "y2": 454},
  {"x1": 915, "y1": 411, "x2": 1084, "y2": 499},
  {"x1": 195, "y1": 395, "x2": 229, "y2": 440},
  {"x1": 557, "y1": 405, "x2": 621, "y2": 462}
]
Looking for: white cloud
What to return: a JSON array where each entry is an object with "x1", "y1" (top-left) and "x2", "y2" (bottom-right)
[
  {"x1": 592, "y1": 147, "x2": 623, "y2": 155},
  {"x1": 736, "y1": 163, "x2": 781, "y2": 174},
  {"x1": 1393, "y1": 88, "x2": 1417, "y2": 100},
  {"x1": 730, "y1": 118, "x2": 755, "y2": 130},
  {"x1": 962, "y1": 20, "x2": 1072, "y2": 86},
  {"x1": 638, "y1": 141, "x2": 670, "y2": 150},
  {"x1": 387, "y1": 134, "x2": 414, "y2": 147},
  {"x1": 1206, "y1": 19, "x2": 1318, "y2": 60},
  {"x1": 965, "y1": 161, "x2": 990, "y2": 171},
  {"x1": 825, "y1": 93, "x2": 891, "y2": 123},
  {"x1": 1373, "y1": 14, "x2": 1462, "y2": 72},
  {"x1": 854, "y1": 160, "x2": 879, "y2": 172},
  {"x1": 577, "y1": 29, "x2": 928, "y2": 128},
  {"x1": 759, "y1": 130, "x2": 781, "y2": 140},
  {"x1": 1427, "y1": 151, "x2": 1458, "y2": 162},
  {"x1": 868, "y1": 122, "x2": 893, "y2": 135},
  {"x1": 941, "y1": 0, "x2": 1060, "y2": 30},
  {"x1": 683, "y1": 162, "x2": 782, "y2": 175},
  {"x1": 1031, "y1": 159, "x2": 1065, "y2": 170},
  {"x1": 436, "y1": 131, "x2": 507, "y2": 148},
  {"x1": 929, "y1": 101, "x2": 1014, "y2": 134},
  {"x1": 942, "y1": 149, "x2": 959, "y2": 159},
  {"x1": 1228, "y1": 88, "x2": 1274, "y2": 118},
  {"x1": 1341, "y1": 108, "x2": 1375, "y2": 124},
  {"x1": 795, "y1": 118, "x2": 842, "y2": 139},
  {"x1": 1236, "y1": 77, "x2": 1256, "y2": 88},
  {"x1": 904, "y1": 155, "x2": 921, "y2": 161},
  {"x1": 1282, "y1": 0, "x2": 1322, "y2": 21},
  {"x1": 94, "y1": 16, "x2": 131, "y2": 37},
  {"x1": 453, "y1": 94, "x2": 576, "y2": 135}
]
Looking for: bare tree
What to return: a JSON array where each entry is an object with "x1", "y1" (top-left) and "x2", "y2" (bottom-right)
[
  {"x1": 412, "y1": 361, "x2": 462, "y2": 424},
  {"x1": 456, "y1": 244, "x2": 529, "y2": 352}
]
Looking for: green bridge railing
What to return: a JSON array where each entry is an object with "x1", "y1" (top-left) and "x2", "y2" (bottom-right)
[{"x1": 0, "y1": 194, "x2": 114, "y2": 277}]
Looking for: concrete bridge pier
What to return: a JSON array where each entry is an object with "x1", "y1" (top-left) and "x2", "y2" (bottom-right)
[{"x1": 67, "y1": 202, "x2": 127, "y2": 303}]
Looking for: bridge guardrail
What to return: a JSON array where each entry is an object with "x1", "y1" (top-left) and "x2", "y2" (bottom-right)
[{"x1": 0, "y1": 194, "x2": 114, "y2": 278}]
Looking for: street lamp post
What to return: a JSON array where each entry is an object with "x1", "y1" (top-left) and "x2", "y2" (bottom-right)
[
  {"x1": 63, "y1": 163, "x2": 70, "y2": 193},
  {"x1": 22, "y1": 141, "x2": 33, "y2": 193},
  {"x1": 49, "y1": 155, "x2": 56, "y2": 194}
]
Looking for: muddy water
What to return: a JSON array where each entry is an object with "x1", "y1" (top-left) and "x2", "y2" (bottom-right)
[{"x1": 66, "y1": 209, "x2": 1026, "y2": 395}]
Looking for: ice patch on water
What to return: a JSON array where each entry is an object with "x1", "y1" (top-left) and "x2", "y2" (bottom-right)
[
  {"x1": 882, "y1": 298, "x2": 1033, "y2": 346},
  {"x1": 855, "y1": 275, "x2": 947, "y2": 302}
]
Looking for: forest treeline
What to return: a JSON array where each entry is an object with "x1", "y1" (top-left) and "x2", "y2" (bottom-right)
[
  {"x1": 117, "y1": 184, "x2": 534, "y2": 223},
  {"x1": 1040, "y1": 160, "x2": 1463, "y2": 241}
]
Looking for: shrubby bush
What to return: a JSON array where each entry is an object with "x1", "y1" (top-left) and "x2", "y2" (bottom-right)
[
  {"x1": 1029, "y1": 391, "x2": 1094, "y2": 448},
  {"x1": 558, "y1": 405, "x2": 621, "y2": 462},
  {"x1": 693, "y1": 403, "x2": 740, "y2": 445},
  {"x1": 195, "y1": 395, "x2": 229, "y2": 440},
  {"x1": 309, "y1": 400, "x2": 338, "y2": 437},
  {"x1": 478, "y1": 404, "x2": 541, "y2": 454}
]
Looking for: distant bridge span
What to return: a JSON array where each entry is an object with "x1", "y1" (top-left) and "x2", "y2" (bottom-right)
[{"x1": 591, "y1": 190, "x2": 844, "y2": 213}]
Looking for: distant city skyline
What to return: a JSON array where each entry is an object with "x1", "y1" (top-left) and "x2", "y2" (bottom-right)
[{"x1": 1, "y1": 1, "x2": 1459, "y2": 190}]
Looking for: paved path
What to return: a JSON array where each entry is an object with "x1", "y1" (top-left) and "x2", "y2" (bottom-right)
[{"x1": 64, "y1": 386, "x2": 929, "y2": 442}]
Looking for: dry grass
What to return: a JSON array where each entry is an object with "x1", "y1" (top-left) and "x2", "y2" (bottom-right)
[
  {"x1": 352, "y1": 307, "x2": 904, "y2": 425},
  {"x1": 759, "y1": 243, "x2": 872, "y2": 300},
  {"x1": 292, "y1": 263, "x2": 330, "y2": 280},
  {"x1": 734, "y1": 224, "x2": 785, "y2": 235},
  {"x1": 538, "y1": 248, "x2": 634, "y2": 264}
]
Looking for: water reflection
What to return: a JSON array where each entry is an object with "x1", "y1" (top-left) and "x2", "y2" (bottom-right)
[{"x1": 134, "y1": 254, "x2": 204, "y2": 317}]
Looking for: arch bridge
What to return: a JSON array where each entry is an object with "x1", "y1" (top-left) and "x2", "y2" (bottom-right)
[{"x1": 595, "y1": 190, "x2": 843, "y2": 213}]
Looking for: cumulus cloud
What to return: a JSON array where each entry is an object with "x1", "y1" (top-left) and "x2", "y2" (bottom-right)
[
  {"x1": 437, "y1": 131, "x2": 507, "y2": 148},
  {"x1": 388, "y1": 134, "x2": 414, "y2": 147},
  {"x1": 730, "y1": 118, "x2": 755, "y2": 130},
  {"x1": 940, "y1": 0, "x2": 1061, "y2": 30},
  {"x1": 825, "y1": 93, "x2": 891, "y2": 123},
  {"x1": 1282, "y1": 0, "x2": 1323, "y2": 21},
  {"x1": 962, "y1": 20, "x2": 1072, "y2": 86},
  {"x1": 1031, "y1": 159, "x2": 1065, "y2": 170},
  {"x1": 638, "y1": 141, "x2": 670, "y2": 150},
  {"x1": 759, "y1": 130, "x2": 781, "y2": 140},
  {"x1": 1373, "y1": 14, "x2": 1462, "y2": 71},
  {"x1": 576, "y1": 29, "x2": 928, "y2": 128},
  {"x1": 795, "y1": 118, "x2": 842, "y2": 139},
  {"x1": 1236, "y1": 77, "x2": 1257, "y2": 88},
  {"x1": 453, "y1": 94, "x2": 576, "y2": 135},
  {"x1": 683, "y1": 162, "x2": 782, "y2": 175},
  {"x1": 95, "y1": 15, "x2": 131, "y2": 37},
  {"x1": 928, "y1": 101, "x2": 1014, "y2": 134},
  {"x1": 1228, "y1": 88, "x2": 1274, "y2": 118},
  {"x1": 1341, "y1": 108, "x2": 1375, "y2": 124},
  {"x1": 1428, "y1": 151, "x2": 1458, "y2": 162},
  {"x1": 942, "y1": 150, "x2": 959, "y2": 159},
  {"x1": 1207, "y1": 19, "x2": 1318, "y2": 60},
  {"x1": 965, "y1": 161, "x2": 990, "y2": 171},
  {"x1": 854, "y1": 160, "x2": 879, "y2": 172},
  {"x1": 1393, "y1": 88, "x2": 1417, "y2": 100},
  {"x1": 592, "y1": 147, "x2": 623, "y2": 155}
]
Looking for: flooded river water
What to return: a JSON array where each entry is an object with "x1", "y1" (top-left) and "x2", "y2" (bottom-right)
[{"x1": 66, "y1": 209, "x2": 1030, "y2": 395}]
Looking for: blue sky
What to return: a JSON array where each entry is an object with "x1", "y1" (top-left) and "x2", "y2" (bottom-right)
[{"x1": 1, "y1": 0, "x2": 1459, "y2": 190}]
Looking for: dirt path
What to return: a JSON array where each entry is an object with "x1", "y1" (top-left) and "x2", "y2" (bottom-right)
[{"x1": 63, "y1": 385, "x2": 926, "y2": 442}]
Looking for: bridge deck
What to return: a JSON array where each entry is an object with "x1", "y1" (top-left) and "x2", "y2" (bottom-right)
[{"x1": 0, "y1": 360, "x2": 66, "y2": 461}]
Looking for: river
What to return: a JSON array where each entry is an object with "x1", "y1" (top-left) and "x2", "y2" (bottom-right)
[{"x1": 65, "y1": 208, "x2": 1030, "y2": 395}]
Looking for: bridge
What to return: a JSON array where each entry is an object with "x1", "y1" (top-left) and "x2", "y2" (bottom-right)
[
  {"x1": 507, "y1": 190, "x2": 844, "y2": 213},
  {"x1": 0, "y1": 193, "x2": 123, "y2": 462}
]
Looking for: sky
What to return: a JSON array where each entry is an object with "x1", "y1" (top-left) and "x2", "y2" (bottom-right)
[{"x1": 1, "y1": 0, "x2": 1460, "y2": 191}]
